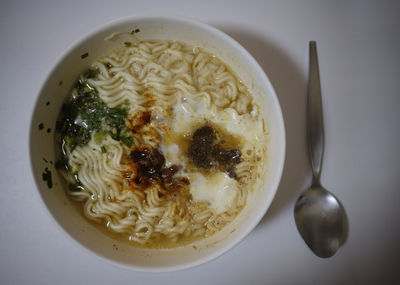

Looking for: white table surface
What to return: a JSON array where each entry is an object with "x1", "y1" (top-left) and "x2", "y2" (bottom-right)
[{"x1": 1, "y1": 0, "x2": 399, "y2": 284}]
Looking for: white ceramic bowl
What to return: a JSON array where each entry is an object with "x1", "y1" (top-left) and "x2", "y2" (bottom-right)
[{"x1": 30, "y1": 15, "x2": 285, "y2": 272}]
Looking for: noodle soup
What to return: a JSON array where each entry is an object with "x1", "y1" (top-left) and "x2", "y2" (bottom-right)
[{"x1": 56, "y1": 38, "x2": 268, "y2": 248}]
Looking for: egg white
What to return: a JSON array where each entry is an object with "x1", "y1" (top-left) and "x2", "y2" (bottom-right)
[{"x1": 159, "y1": 94, "x2": 262, "y2": 213}]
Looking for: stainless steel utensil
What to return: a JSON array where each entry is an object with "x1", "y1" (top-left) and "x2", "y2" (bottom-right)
[{"x1": 294, "y1": 41, "x2": 347, "y2": 258}]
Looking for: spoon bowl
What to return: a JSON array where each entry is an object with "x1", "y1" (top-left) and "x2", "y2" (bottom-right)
[{"x1": 294, "y1": 185, "x2": 345, "y2": 258}]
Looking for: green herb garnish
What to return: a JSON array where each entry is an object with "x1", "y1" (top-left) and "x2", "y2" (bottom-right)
[
  {"x1": 101, "y1": 146, "x2": 107, "y2": 153},
  {"x1": 120, "y1": 129, "x2": 133, "y2": 147},
  {"x1": 81, "y1": 52, "x2": 89, "y2": 59},
  {"x1": 123, "y1": 99, "x2": 130, "y2": 106},
  {"x1": 124, "y1": 42, "x2": 132, "y2": 47},
  {"x1": 94, "y1": 131, "x2": 108, "y2": 144},
  {"x1": 84, "y1": 68, "x2": 99, "y2": 79},
  {"x1": 105, "y1": 62, "x2": 112, "y2": 69},
  {"x1": 56, "y1": 69, "x2": 132, "y2": 151}
]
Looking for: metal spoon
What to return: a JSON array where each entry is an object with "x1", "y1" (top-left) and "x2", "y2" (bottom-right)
[{"x1": 294, "y1": 41, "x2": 347, "y2": 258}]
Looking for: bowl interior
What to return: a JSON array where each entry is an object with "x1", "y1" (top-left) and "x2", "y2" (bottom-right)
[{"x1": 30, "y1": 16, "x2": 285, "y2": 272}]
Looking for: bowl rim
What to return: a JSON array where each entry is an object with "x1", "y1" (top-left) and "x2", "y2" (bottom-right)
[{"x1": 29, "y1": 14, "x2": 286, "y2": 272}]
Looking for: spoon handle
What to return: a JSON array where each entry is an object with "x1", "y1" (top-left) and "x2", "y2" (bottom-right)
[{"x1": 308, "y1": 41, "x2": 324, "y2": 186}]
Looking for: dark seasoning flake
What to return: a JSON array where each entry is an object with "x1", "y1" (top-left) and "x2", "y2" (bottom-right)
[
  {"x1": 42, "y1": 167, "x2": 53, "y2": 189},
  {"x1": 130, "y1": 28, "x2": 140, "y2": 34},
  {"x1": 188, "y1": 125, "x2": 242, "y2": 178}
]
